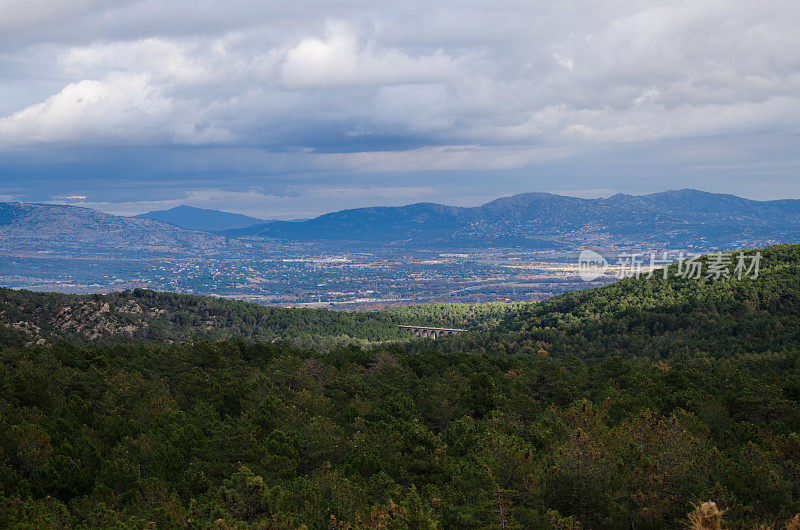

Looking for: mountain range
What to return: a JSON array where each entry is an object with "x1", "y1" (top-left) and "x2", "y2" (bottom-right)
[
  {"x1": 1, "y1": 189, "x2": 799, "y2": 255},
  {"x1": 227, "y1": 189, "x2": 800, "y2": 249}
]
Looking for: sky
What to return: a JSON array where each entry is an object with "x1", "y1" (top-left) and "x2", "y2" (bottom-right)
[{"x1": 0, "y1": 0, "x2": 799, "y2": 219}]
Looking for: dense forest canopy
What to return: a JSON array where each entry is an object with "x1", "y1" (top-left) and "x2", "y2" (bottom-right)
[{"x1": 1, "y1": 245, "x2": 799, "y2": 528}]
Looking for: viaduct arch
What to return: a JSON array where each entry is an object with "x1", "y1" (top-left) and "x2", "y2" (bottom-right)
[{"x1": 398, "y1": 325, "x2": 467, "y2": 339}]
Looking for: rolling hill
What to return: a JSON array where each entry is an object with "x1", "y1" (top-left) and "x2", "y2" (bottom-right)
[
  {"x1": 0, "y1": 287, "x2": 408, "y2": 350},
  {"x1": 134, "y1": 205, "x2": 267, "y2": 232},
  {"x1": 0, "y1": 202, "x2": 238, "y2": 256}
]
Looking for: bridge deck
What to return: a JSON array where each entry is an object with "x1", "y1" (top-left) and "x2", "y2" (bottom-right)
[
  {"x1": 399, "y1": 325, "x2": 467, "y2": 338},
  {"x1": 398, "y1": 325, "x2": 467, "y2": 332}
]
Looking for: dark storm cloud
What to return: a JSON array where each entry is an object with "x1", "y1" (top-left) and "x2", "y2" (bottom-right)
[{"x1": 0, "y1": 0, "x2": 798, "y2": 216}]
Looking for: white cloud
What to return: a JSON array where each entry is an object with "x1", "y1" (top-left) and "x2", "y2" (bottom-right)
[
  {"x1": 0, "y1": 74, "x2": 165, "y2": 144},
  {"x1": 0, "y1": 72, "x2": 233, "y2": 145},
  {"x1": 0, "y1": 0, "x2": 798, "y2": 181},
  {"x1": 281, "y1": 22, "x2": 463, "y2": 89}
]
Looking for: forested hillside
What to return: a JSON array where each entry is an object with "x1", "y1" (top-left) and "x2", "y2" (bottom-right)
[
  {"x1": 0, "y1": 287, "x2": 522, "y2": 350},
  {"x1": 432, "y1": 244, "x2": 800, "y2": 359},
  {"x1": 0, "y1": 288, "x2": 410, "y2": 350},
  {"x1": 1, "y1": 245, "x2": 799, "y2": 528}
]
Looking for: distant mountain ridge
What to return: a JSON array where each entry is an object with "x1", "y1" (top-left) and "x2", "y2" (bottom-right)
[
  {"x1": 135, "y1": 205, "x2": 266, "y2": 232},
  {"x1": 228, "y1": 189, "x2": 800, "y2": 249},
  {"x1": 2, "y1": 189, "x2": 799, "y2": 255},
  {"x1": 0, "y1": 202, "x2": 234, "y2": 256}
]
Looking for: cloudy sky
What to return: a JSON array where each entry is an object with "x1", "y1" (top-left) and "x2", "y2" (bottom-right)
[{"x1": 1, "y1": 0, "x2": 798, "y2": 218}]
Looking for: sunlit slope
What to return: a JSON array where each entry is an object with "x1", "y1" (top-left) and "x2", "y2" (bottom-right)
[
  {"x1": 433, "y1": 244, "x2": 800, "y2": 359},
  {"x1": 0, "y1": 288, "x2": 407, "y2": 349}
]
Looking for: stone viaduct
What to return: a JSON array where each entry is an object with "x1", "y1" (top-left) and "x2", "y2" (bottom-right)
[{"x1": 399, "y1": 325, "x2": 467, "y2": 339}]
